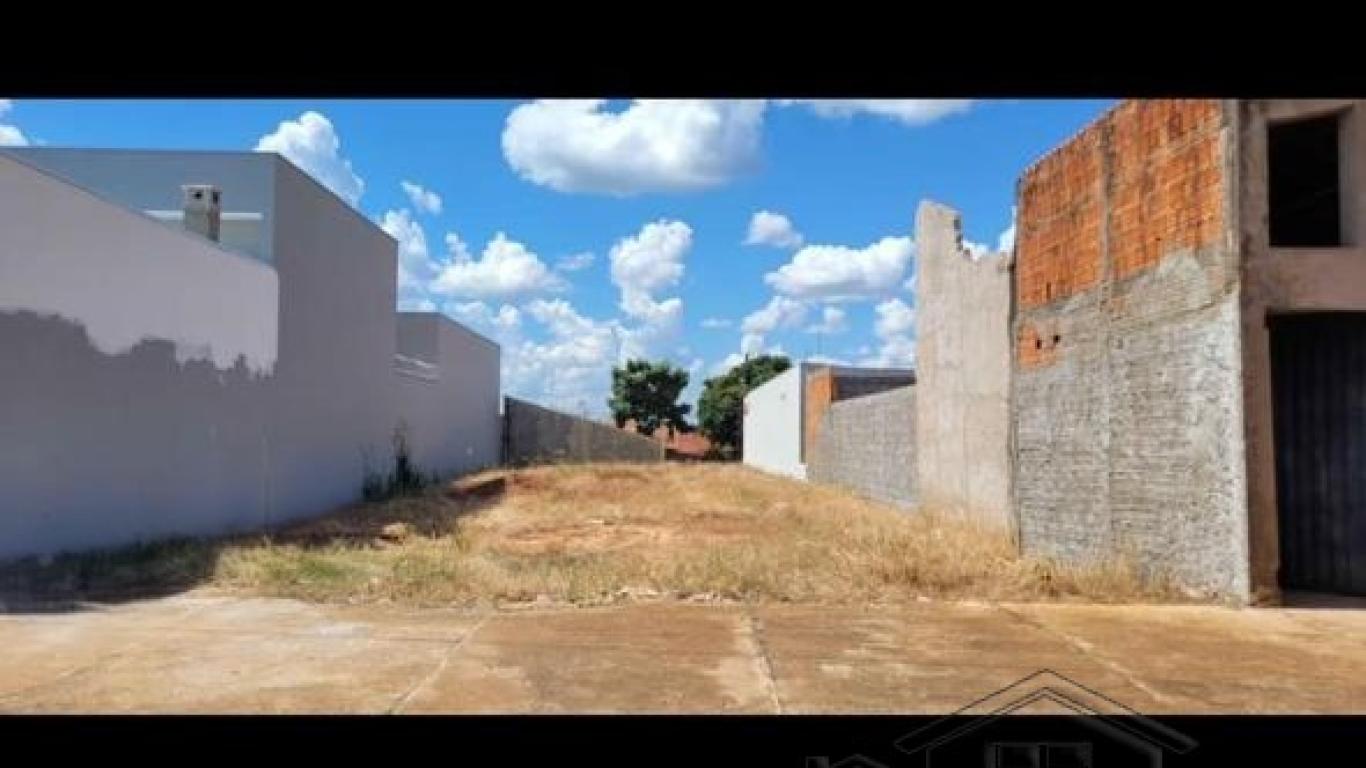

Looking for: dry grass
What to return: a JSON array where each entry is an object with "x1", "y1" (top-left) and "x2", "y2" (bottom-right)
[{"x1": 2, "y1": 463, "x2": 1190, "y2": 608}]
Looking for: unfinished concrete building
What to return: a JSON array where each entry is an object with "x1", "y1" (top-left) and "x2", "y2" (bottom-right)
[
  {"x1": 914, "y1": 201, "x2": 1012, "y2": 525},
  {"x1": 1012, "y1": 99, "x2": 1366, "y2": 601}
]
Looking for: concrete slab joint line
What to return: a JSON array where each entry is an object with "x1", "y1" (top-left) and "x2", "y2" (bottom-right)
[
  {"x1": 744, "y1": 608, "x2": 784, "y2": 713},
  {"x1": 387, "y1": 612, "x2": 493, "y2": 714},
  {"x1": 991, "y1": 604, "x2": 1179, "y2": 708}
]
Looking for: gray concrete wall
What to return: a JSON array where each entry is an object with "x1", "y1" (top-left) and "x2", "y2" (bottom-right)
[
  {"x1": 1235, "y1": 99, "x2": 1366, "y2": 599},
  {"x1": 914, "y1": 201, "x2": 1012, "y2": 524},
  {"x1": 0, "y1": 153, "x2": 280, "y2": 559},
  {"x1": 264, "y1": 158, "x2": 399, "y2": 523},
  {"x1": 394, "y1": 312, "x2": 502, "y2": 479},
  {"x1": 808, "y1": 384, "x2": 917, "y2": 508},
  {"x1": 504, "y1": 397, "x2": 663, "y2": 465},
  {"x1": 1013, "y1": 255, "x2": 1246, "y2": 595}
]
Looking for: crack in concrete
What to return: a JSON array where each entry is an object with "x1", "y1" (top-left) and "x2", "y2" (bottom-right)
[
  {"x1": 386, "y1": 611, "x2": 492, "y2": 714},
  {"x1": 743, "y1": 608, "x2": 784, "y2": 714},
  {"x1": 992, "y1": 604, "x2": 1182, "y2": 708}
]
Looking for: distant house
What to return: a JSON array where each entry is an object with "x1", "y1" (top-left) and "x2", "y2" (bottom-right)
[
  {"x1": 741, "y1": 362, "x2": 914, "y2": 480},
  {"x1": 620, "y1": 420, "x2": 714, "y2": 460},
  {"x1": 0, "y1": 147, "x2": 501, "y2": 562}
]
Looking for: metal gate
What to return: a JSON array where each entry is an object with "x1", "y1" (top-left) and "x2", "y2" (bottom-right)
[{"x1": 1270, "y1": 312, "x2": 1366, "y2": 595}]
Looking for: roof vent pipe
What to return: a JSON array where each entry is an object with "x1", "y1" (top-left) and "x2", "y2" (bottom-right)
[{"x1": 181, "y1": 184, "x2": 222, "y2": 242}]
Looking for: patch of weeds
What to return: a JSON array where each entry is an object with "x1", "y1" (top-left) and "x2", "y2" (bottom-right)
[{"x1": 363, "y1": 423, "x2": 441, "y2": 503}]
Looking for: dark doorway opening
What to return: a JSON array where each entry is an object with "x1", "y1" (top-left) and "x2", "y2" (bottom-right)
[
  {"x1": 1270, "y1": 312, "x2": 1366, "y2": 595},
  {"x1": 1268, "y1": 112, "x2": 1344, "y2": 247}
]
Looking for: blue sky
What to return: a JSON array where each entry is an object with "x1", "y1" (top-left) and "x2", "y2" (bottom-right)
[{"x1": 0, "y1": 98, "x2": 1111, "y2": 417}]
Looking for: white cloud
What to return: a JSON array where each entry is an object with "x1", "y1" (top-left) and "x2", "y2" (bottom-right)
[
  {"x1": 610, "y1": 220, "x2": 689, "y2": 297},
  {"x1": 780, "y1": 99, "x2": 974, "y2": 126},
  {"x1": 700, "y1": 317, "x2": 733, "y2": 329},
  {"x1": 379, "y1": 209, "x2": 435, "y2": 295},
  {"x1": 805, "y1": 306, "x2": 848, "y2": 335},
  {"x1": 740, "y1": 295, "x2": 807, "y2": 355},
  {"x1": 444, "y1": 232, "x2": 472, "y2": 262},
  {"x1": 609, "y1": 219, "x2": 690, "y2": 328},
  {"x1": 0, "y1": 99, "x2": 28, "y2": 147},
  {"x1": 874, "y1": 298, "x2": 915, "y2": 338},
  {"x1": 516, "y1": 298, "x2": 622, "y2": 412},
  {"x1": 997, "y1": 207, "x2": 1017, "y2": 254},
  {"x1": 745, "y1": 210, "x2": 804, "y2": 248},
  {"x1": 430, "y1": 232, "x2": 564, "y2": 300},
  {"x1": 501, "y1": 99, "x2": 766, "y2": 195},
  {"x1": 963, "y1": 240, "x2": 991, "y2": 259},
  {"x1": 861, "y1": 335, "x2": 917, "y2": 368},
  {"x1": 711, "y1": 352, "x2": 746, "y2": 377},
  {"x1": 765, "y1": 236, "x2": 914, "y2": 301},
  {"x1": 555, "y1": 251, "x2": 595, "y2": 272},
  {"x1": 443, "y1": 296, "x2": 616, "y2": 415},
  {"x1": 960, "y1": 208, "x2": 1017, "y2": 261},
  {"x1": 256, "y1": 111, "x2": 364, "y2": 206},
  {"x1": 446, "y1": 301, "x2": 522, "y2": 332},
  {"x1": 400, "y1": 180, "x2": 443, "y2": 215},
  {"x1": 742, "y1": 296, "x2": 808, "y2": 337},
  {"x1": 861, "y1": 298, "x2": 917, "y2": 368},
  {"x1": 399, "y1": 297, "x2": 437, "y2": 312}
]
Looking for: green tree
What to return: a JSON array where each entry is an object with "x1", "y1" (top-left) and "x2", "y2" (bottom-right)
[
  {"x1": 698, "y1": 354, "x2": 791, "y2": 457},
  {"x1": 608, "y1": 359, "x2": 693, "y2": 437}
]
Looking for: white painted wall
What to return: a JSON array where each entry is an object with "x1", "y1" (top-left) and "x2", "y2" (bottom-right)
[
  {"x1": 0, "y1": 153, "x2": 280, "y2": 558},
  {"x1": 395, "y1": 313, "x2": 502, "y2": 479},
  {"x1": 742, "y1": 364, "x2": 807, "y2": 479},
  {"x1": 0, "y1": 149, "x2": 503, "y2": 562},
  {"x1": 0, "y1": 155, "x2": 278, "y2": 374},
  {"x1": 263, "y1": 156, "x2": 399, "y2": 523},
  {"x1": 5, "y1": 148, "x2": 276, "y2": 263}
]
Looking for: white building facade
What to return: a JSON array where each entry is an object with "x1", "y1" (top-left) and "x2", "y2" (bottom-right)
[{"x1": 0, "y1": 148, "x2": 501, "y2": 561}]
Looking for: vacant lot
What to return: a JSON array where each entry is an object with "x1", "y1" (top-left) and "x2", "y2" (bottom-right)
[{"x1": 0, "y1": 463, "x2": 1183, "y2": 608}]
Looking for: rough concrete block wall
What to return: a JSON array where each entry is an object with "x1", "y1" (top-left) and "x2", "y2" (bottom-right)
[
  {"x1": 914, "y1": 201, "x2": 1012, "y2": 524},
  {"x1": 803, "y1": 368, "x2": 916, "y2": 463},
  {"x1": 808, "y1": 385, "x2": 917, "y2": 508},
  {"x1": 1012, "y1": 99, "x2": 1249, "y2": 597},
  {"x1": 503, "y1": 397, "x2": 664, "y2": 465}
]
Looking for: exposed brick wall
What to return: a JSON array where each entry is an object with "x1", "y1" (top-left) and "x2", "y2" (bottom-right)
[
  {"x1": 1011, "y1": 100, "x2": 1250, "y2": 598},
  {"x1": 1016, "y1": 100, "x2": 1224, "y2": 328},
  {"x1": 1109, "y1": 100, "x2": 1225, "y2": 279},
  {"x1": 1017, "y1": 123, "x2": 1104, "y2": 311}
]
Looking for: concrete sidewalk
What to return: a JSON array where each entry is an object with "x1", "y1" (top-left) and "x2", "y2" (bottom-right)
[{"x1": 2, "y1": 593, "x2": 1365, "y2": 713}]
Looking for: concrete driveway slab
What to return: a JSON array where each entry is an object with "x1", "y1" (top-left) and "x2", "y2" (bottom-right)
[
  {"x1": 752, "y1": 603, "x2": 1164, "y2": 713},
  {"x1": 4, "y1": 594, "x2": 1366, "y2": 713},
  {"x1": 400, "y1": 604, "x2": 775, "y2": 713},
  {"x1": 1003, "y1": 602, "x2": 1366, "y2": 713},
  {"x1": 0, "y1": 595, "x2": 485, "y2": 713}
]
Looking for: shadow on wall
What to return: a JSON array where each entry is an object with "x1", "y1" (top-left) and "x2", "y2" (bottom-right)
[
  {"x1": 0, "y1": 464, "x2": 509, "y2": 615},
  {"x1": 0, "y1": 310, "x2": 275, "y2": 563}
]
